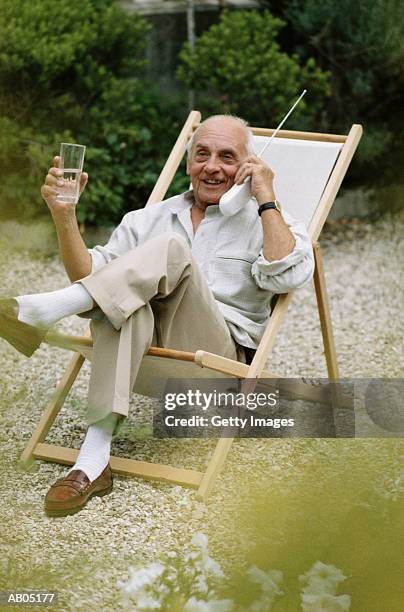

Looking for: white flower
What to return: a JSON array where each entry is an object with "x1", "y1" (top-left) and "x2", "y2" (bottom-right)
[
  {"x1": 200, "y1": 553, "x2": 224, "y2": 579},
  {"x1": 246, "y1": 567, "x2": 284, "y2": 611},
  {"x1": 135, "y1": 593, "x2": 163, "y2": 610},
  {"x1": 247, "y1": 566, "x2": 284, "y2": 597},
  {"x1": 119, "y1": 562, "x2": 166, "y2": 594},
  {"x1": 299, "y1": 561, "x2": 348, "y2": 596},
  {"x1": 189, "y1": 533, "x2": 224, "y2": 579},
  {"x1": 299, "y1": 562, "x2": 351, "y2": 611},
  {"x1": 194, "y1": 572, "x2": 209, "y2": 594},
  {"x1": 300, "y1": 561, "x2": 346, "y2": 583},
  {"x1": 192, "y1": 532, "x2": 209, "y2": 550},
  {"x1": 119, "y1": 533, "x2": 227, "y2": 610},
  {"x1": 118, "y1": 562, "x2": 166, "y2": 609},
  {"x1": 301, "y1": 593, "x2": 351, "y2": 611},
  {"x1": 184, "y1": 550, "x2": 201, "y2": 564},
  {"x1": 184, "y1": 596, "x2": 234, "y2": 611}
]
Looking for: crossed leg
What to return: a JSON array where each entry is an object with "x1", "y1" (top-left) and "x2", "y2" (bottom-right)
[{"x1": 81, "y1": 232, "x2": 238, "y2": 428}]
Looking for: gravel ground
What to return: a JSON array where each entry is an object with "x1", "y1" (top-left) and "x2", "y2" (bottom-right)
[{"x1": 0, "y1": 213, "x2": 403, "y2": 610}]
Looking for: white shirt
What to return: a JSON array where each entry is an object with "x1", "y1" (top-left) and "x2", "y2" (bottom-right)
[{"x1": 89, "y1": 191, "x2": 314, "y2": 349}]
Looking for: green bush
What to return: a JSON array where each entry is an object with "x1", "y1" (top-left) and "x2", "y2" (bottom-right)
[
  {"x1": 0, "y1": 0, "x2": 185, "y2": 225},
  {"x1": 281, "y1": 0, "x2": 404, "y2": 184},
  {"x1": 177, "y1": 10, "x2": 330, "y2": 129}
]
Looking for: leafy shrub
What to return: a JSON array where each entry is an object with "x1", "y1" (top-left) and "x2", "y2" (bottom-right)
[
  {"x1": 280, "y1": 0, "x2": 404, "y2": 184},
  {"x1": 0, "y1": 0, "x2": 186, "y2": 225},
  {"x1": 177, "y1": 10, "x2": 330, "y2": 129}
]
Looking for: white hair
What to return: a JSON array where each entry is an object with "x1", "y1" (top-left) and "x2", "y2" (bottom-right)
[{"x1": 186, "y1": 114, "x2": 255, "y2": 158}]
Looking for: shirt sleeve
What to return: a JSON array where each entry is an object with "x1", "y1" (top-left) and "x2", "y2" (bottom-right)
[
  {"x1": 251, "y1": 210, "x2": 315, "y2": 293},
  {"x1": 88, "y1": 212, "x2": 138, "y2": 273}
]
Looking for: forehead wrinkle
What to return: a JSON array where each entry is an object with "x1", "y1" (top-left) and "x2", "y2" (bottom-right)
[
  {"x1": 195, "y1": 140, "x2": 239, "y2": 156},
  {"x1": 192, "y1": 122, "x2": 248, "y2": 158}
]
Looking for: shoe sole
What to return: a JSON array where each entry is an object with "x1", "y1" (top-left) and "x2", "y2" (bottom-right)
[{"x1": 45, "y1": 483, "x2": 113, "y2": 518}]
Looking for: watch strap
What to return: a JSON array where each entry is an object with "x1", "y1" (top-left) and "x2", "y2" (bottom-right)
[{"x1": 258, "y1": 201, "x2": 281, "y2": 216}]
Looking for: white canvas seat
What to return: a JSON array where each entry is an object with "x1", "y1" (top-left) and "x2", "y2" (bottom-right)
[
  {"x1": 254, "y1": 135, "x2": 343, "y2": 227},
  {"x1": 20, "y1": 112, "x2": 362, "y2": 498}
]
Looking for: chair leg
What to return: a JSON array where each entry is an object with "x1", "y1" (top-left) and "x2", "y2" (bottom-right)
[
  {"x1": 19, "y1": 353, "x2": 85, "y2": 468},
  {"x1": 196, "y1": 437, "x2": 234, "y2": 500},
  {"x1": 196, "y1": 378, "x2": 260, "y2": 500},
  {"x1": 313, "y1": 242, "x2": 340, "y2": 379},
  {"x1": 313, "y1": 242, "x2": 351, "y2": 436}
]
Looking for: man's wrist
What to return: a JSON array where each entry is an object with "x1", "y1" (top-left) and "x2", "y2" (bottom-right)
[
  {"x1": 258, "y1": 201, "x2": 282, "y2": 217},
  {"x1": 256, "y1": 189, "x2": 276, "y2": 205},
  {"x1": 50, "y1": 205, "x2": 78, "y2": 226}
]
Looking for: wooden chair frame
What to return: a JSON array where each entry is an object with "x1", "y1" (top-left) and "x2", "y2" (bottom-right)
[{"x1": 19, "y1": 111, "x2": 362, "y2": 499}]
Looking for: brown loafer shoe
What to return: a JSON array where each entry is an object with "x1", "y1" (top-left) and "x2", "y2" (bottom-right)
[
  {"x1": 44, "y1": 464, "x2": 113, "y2": 517},
  {"x1": 0, "y1": 298, "x2": 47, "y2": 357}
]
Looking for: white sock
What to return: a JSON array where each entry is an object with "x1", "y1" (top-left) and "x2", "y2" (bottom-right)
[
  {"x1": 68, "y1": 414, "x2": 118, "y2": 482},
  {"x1": 16, "y1": 283, "x2": 94, "y2": 329}
]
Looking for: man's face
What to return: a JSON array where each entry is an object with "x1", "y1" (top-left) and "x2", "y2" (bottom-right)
[{"x1": 187, "y1": 119, "x2": 249, "y2": 207}]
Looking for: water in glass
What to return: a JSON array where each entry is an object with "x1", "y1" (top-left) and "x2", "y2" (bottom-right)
[{"x1": 56, "y1": 168, "x2": 82, "y2": 204}]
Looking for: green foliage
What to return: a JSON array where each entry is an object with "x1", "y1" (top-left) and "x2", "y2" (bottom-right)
[
  {"x1": 283, "y1": 0, "x2": 404, "y2": 181},
  {"x1": 177, "y1": 10, "x2": 330, "y2": 129},
  {"x1": 0, "y1": 0, "x2": 185, "y2": 225}
]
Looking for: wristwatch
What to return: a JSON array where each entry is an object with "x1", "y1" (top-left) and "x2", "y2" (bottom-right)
[{"x1": 258, "y1": 200, "x2": 282, "y2": 216}]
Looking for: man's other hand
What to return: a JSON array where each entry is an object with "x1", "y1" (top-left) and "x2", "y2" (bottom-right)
[{"x1": 41, "y1": 156, "x2": 88, "y2": 214}]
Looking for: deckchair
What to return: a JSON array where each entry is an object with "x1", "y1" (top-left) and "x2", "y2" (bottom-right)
[{"x1": 19, "y1": 111, "x2": 362, "y2": 499}]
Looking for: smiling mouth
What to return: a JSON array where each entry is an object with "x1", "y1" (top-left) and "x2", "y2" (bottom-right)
[{"x1": 203, "y1": 179, "x2": 224, "y2": 185}]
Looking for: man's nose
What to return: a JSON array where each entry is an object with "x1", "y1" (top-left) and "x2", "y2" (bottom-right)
[{"x1": 204, "y1": 155, "x2": 220, "y2": 172}]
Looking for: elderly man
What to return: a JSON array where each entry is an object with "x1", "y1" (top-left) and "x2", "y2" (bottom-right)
[{"x1": 0, "y1": 115, "x2": 314, "y2": 516}]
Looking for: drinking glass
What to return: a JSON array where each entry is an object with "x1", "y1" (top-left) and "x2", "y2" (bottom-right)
[{"x1": 56, "y1": 143, "x2": 86, "y2": 204}]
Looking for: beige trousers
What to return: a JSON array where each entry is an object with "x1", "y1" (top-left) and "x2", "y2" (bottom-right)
[{"x1": 80, "y1": 233, "x2": 239, "y2": 432}]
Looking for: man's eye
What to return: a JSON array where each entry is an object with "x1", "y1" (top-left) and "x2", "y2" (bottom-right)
[
  {"x1": 196, "y1": 152, "x2": 208, "y2": 160},
  {"x1": 222, "y1": 154, "x2": 235, "y2": 161}
]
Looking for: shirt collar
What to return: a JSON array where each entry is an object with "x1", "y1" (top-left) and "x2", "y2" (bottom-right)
[
  {"x1": 166, "y1": 190, "x2": 228, "y2": 217},
  {"x1": 166, "y1": 191, "x2": 193, "y2": 214}
]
